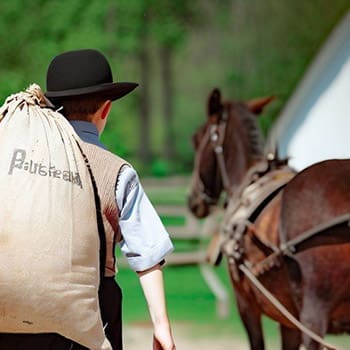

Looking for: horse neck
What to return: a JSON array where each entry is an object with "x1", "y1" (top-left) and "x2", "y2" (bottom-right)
[{"x1": 224, "y1": 111, "x2": 265, "y2": 190}]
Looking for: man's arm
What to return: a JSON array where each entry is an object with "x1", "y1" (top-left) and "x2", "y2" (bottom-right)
[
  {"x1": 137, "y1": 264, "x2": 176, "y2": 350},
  {"x1": 116, "y1": 167, "x2": 175, "y2": 348}
]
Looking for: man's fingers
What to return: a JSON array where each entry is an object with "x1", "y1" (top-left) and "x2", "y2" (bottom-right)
[{"x1": 153, "y1": 335, "x2": 163, "y2": 350}]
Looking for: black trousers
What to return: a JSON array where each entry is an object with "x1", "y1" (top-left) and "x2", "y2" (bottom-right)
[{"x1": 0, "y1": 277, "x2": 123, "y2": 350}]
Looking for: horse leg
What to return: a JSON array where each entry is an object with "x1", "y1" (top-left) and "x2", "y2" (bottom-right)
[
  {"x1": 280, "y1": 324, "x2": 301, "y2": 350},
  {"x1": 299, "y1": 297, "x2": 328, "y2": 350},
  {"x1": 234, "y1": 289, "x2": 265, "y2": 350}
]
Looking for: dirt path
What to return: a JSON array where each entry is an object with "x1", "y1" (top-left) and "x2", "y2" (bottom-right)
[
  {"x1": 124, "y1": 322, "x2": 252, "y2": 350},
  {"x1": 124, "y1": 321, "x2": 350, "y2": 350}
]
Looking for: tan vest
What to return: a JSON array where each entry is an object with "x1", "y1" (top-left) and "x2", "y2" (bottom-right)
[{"x1": 81, "y1": 142, "x2": 127, "y2": 277}]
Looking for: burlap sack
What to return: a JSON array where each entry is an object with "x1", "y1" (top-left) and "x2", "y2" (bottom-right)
[{"x1": 0, "y1": 85, "x2": 111, "y2": 350}]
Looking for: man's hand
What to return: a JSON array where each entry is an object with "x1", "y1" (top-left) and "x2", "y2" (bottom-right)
[{"x1": 153, "y1": 334, "x2": 176, "y2": 350}]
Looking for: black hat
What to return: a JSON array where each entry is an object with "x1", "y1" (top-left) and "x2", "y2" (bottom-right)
[{"x1": 45, "y1": 49, "x2": 138, "y2": 101}]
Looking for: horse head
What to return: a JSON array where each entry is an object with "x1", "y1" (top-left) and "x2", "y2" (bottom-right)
[{"x1": 188, "y1": 88, "x2": 274, "y2": 218}]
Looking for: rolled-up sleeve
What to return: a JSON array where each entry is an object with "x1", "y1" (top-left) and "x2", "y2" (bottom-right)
[{"x1": 116, "y1": 166, "x2": 174, "y2": 272}]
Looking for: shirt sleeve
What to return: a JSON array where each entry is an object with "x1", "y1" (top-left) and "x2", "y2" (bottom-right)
[{"x1": 116, "y1": 166, "x2": 174, "y2": 272}]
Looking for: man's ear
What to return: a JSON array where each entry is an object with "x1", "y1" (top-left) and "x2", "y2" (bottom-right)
[{"x1": 101, "y1": 100, "x2": 112, "y2": 120}]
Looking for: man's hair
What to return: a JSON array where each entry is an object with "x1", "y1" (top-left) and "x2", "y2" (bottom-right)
[{"x1": 53, "y1": 96, "x2": 106, "y2": 121}]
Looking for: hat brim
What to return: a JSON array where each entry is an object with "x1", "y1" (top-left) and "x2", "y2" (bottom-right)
[{"x1": 45, "y1": 82, "x2": 138, "y2": 101}]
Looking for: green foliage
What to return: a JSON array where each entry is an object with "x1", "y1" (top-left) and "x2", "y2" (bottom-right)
[
  {"x1": 101, "y1": 97, "x2": 139, "y2": 159},
  {"x1": 0, "y1": 0, "x2": 349, "y2": 175},
  {"x1": 151, "y1": 158, "x2": 172, "y2": 177},
  {"x1": 115, "y1": 0, "x2": 151, "y2": 53},
  {"x1": 149, "y1": 0, "x2": 200, "y2": 48}
]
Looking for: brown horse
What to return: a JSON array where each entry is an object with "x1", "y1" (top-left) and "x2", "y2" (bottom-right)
[{"x1": 188, "y1": 88, "x2": 350, "y2": 350}]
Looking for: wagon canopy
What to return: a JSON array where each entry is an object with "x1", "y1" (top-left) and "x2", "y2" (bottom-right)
[{"x1": 267, "y1": 11, "x2": 350, "y2": 171}]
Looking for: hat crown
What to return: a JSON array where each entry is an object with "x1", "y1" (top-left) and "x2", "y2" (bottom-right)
[
  {"x1": 45, "y1": 48, "x2": 138, "y2": 101},
  {"x1": 46, "y1": 49, "x2": 113, "y2": 92}
]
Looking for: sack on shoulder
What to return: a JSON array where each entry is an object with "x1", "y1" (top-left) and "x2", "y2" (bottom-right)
[{"x1": 0, "y1": 84, "x2": 111, "y2": 350}]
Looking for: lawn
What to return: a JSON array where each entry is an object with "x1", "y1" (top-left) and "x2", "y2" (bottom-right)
[{"x1": 117, "y1": 262, "x2": 280, "y2": 338}]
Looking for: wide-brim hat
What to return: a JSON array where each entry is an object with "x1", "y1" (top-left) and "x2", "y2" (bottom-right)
[{"x1": 45, "y1": 49, "x2": 138, "y2": 101}]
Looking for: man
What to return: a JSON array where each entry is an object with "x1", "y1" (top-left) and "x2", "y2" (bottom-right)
[
  {"x1": 0, "y1": 49, "x2": 176, "y2": 350},
  {"x1": 48, "y1": 48, "x2": 177, "y2": 350}
]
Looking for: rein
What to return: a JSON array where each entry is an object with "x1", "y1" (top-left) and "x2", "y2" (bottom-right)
[
  {"x1": 191, "y1": 126, "x2": 218, "y2": 205},
  {"x1": 210, "y1": 108, "x2": 233, "y2": 197},
  {"x1": 239, "y1": 264, "x2": 336, "y2": 350}
]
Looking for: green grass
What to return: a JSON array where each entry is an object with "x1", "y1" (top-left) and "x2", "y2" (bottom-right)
[
  {"x1": 143, "y1": 184, "x2": 188, "y2": 206},
  {"x1": 117, "y1": 263, "x2": 229, "y2": 323},
  {"x1": 116, "y1": 261, "x2": 281, "y2": 341},
  {"x1": 159, "y1": 215, "x2": 185, "y2": 227}
]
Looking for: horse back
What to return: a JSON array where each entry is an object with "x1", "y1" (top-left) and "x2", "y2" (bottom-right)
[{"x1": 280, "y1": 159, "x2": 350, "y2": 241}]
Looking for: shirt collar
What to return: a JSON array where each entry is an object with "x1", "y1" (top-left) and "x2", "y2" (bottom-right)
[{"x1": 70, "y1": 120, "x2": 107, "y2": 149}]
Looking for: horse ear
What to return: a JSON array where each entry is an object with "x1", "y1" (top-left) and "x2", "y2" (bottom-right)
[
  {"x1": 207, "y1": 88, "x2": 223, "y2": 117},
  {"x1": 246, "y1": 96, "x2": 275, "y2": 115}
]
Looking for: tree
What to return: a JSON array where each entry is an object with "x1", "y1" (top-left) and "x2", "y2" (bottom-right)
[
  {"x1": 149, "y1": 0, "x2": 201, "y2": 162},
  {"x1": 113, "y1": 0, "x2": 155, "y2": 163}
]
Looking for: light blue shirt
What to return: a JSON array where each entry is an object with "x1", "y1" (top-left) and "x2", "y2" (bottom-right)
[{"x1": 70, "y1": 121, "x2": 174, "y2": 272}]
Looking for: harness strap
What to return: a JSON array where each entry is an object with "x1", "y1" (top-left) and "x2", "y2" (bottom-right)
[
  {"x1": 210, "y1": 114, "x2": 232, "y2": 197},
  {"x1": 214, "y1": 145, "x2": 231, "y2": 195},
  {"x1": 280, "y1": 213, "x2": 350, "y2": 254},
  {"x1": 190, "y1": 125, "x2": 218, "y2": 205},
  {"x1": 239, "y1": 263, "x2": 336, "y2": 350},
  {"x1": 190, "y1": 105, "x2": 234, "y2": 205}
]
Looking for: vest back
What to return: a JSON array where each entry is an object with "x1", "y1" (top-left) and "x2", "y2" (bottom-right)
[{"x1": 81, "y1": 142, "x2": 127, "y2": 277}]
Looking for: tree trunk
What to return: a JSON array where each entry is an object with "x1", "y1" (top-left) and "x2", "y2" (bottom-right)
[
  {"x1": 138, "y1": 21, "x2": 152, "y2": 163},
  {"x1": 105, "y1": 2, "x2": 118, "y2": 57},
  {"x1": 160, "y1": 44, "x2": 175, "y2": 161}
]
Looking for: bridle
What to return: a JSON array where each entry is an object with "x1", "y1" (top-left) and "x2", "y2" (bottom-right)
[{"x1": 191, "y1": 106, "x2": 232, "y2": 205}]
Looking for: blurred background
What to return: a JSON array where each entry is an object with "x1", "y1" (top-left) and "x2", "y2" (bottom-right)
[
  {"x1": 1, "y1": 0, "x2": 349, "y2": 176},
  {"x1": 2, "y1": 1, "x2": 350, "y2": 348}
]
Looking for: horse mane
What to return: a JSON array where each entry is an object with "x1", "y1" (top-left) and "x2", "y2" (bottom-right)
[{"x1": 231, "y1": 101, "x2": 265, "y2": 160}]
